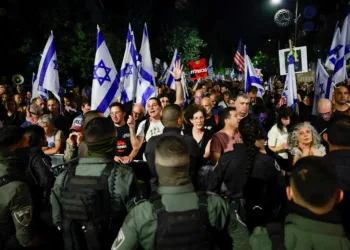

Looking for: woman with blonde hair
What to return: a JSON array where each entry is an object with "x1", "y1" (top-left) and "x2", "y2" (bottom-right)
[{"x1": 288, "y1": 122, "x2": 326, "y2": 165}]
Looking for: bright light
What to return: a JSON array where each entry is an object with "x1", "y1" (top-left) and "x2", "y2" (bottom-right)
[
  {"x1": 268, "y1": 39, "x2": 271, "y2": 42},
  {"x1": 271, "y1": 0, "x2": 281, "y2": 5}
]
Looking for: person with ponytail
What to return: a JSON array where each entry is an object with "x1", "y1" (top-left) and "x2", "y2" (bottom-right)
[{"x1": 239, "y1": 116, "x2": 285, "y2": 231}]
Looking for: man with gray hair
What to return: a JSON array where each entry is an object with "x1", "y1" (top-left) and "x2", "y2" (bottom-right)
[{"x1": 21, "y1": 103, "x2": 43, "y2": 128}]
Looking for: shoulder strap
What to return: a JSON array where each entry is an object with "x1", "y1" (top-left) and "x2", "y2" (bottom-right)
[
  {"x1": 144, "y1": 119, "x2": 151, "y2": 136},
  {"x1": 150, "y1": 194, "x2": 165, "y2": 215},
  {"x1": 265, "y1": 222, "x2": 286, "y2": 250}
]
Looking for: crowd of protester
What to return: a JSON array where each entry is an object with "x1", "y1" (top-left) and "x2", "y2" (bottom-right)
[{"x1": 0, "y1": 72, "x2": 350, "y2": 250}]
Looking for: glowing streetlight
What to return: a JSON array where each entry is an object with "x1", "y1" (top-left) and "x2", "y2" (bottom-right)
[{"x1": 271, "y1": 0, "x2": 282, "y2": 5}]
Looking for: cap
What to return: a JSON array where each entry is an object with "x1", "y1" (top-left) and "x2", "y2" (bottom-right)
[{"x1": 69, "y1": 125, "x2": 82, "y2": 132}]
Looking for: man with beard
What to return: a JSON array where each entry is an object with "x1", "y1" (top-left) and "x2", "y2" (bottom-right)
[
  {"x1": 333, "y1": 85, "x2": 349, "y2": 116},
  {"x1": 0, "y1": 126, "x2": 42, "y2": 248}
]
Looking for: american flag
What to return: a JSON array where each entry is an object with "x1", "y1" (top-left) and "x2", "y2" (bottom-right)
[{"x1": 234, "y1": 39, "x2": 245, "y2": 72}]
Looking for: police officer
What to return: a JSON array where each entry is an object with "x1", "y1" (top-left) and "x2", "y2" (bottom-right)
[
  {"x1": 51, "y1": 117, "x2": 139, "y2": 250},
  {"x1": 0, "y1": 126, "x2": 40, "y2": 249},
  {"x1": 112, "y1": 136, "x2": 249, "y2": 250}
]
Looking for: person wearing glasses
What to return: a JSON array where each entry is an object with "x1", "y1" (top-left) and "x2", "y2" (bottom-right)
[{"x1": 311, "y1": 98, "x2": 333, "y2": 152}]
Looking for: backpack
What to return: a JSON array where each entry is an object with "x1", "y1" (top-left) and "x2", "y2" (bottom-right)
[
  {"x1": 150, "y1": 191, "x2": 213, "y2": 250},
  {"x1": 59, "y1": 163, "x2": 114, "y2": 250}
]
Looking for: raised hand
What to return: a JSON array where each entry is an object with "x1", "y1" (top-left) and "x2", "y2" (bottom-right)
[{"x1": 168, "y1": 60, "x2": 183, "y2": 80}]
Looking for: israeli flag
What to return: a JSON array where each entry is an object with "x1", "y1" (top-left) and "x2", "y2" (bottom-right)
[
  {"x1": 91, "y1": 25, "x2": 121, "y2": 116},
  {"x1": 31, "y1": 73, "x2": 38, "y2": 100},
  {"x1": 208, "y1": 56, "x2": 214, "y2": 79},
  {"x1": 165, "y1": 49, "x2": 180, "y2": 89},
  {"x1": 281, "y1": 53, "x2": 298, "y2": 109},
  {"x1": 136, "y1": 23, "x2": 156, "y2": 107},
  {"x1": 325, "y1": 22, "x2": 341, "y2": 71},
  {"x1": 36, "y1": 31, "x2": 59, "y2": 101},
  {"x1": 312, "y1": 59, "x2": 334, "y2": 115},
  {"x1": 244, "y1": 46, "x2": 264, "y2": 97},
  {"x1": 345, "y1": 7, "x2": 350, "y2": 61},
  {"x1": 120, "y1": 24, "x2": 138, "y2": 103},
  {"x1": 333, "y1": 10, "x2": 349, "y2": 84}
]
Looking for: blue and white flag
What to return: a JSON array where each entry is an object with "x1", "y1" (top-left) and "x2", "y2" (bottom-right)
[
  {"x1": 244, "y1": 46, "x2": 264, "y2": 97},
  {"x1": 345, "y1": 7, "x2": 350, "y2": 61},
  {"x1": 120, "y1": 24, "x2": 138, "y2": 103},
  {"x1": 312, "y1": 59, "x2": 334, "y2": 115},
  {"x1": 136, "y1": 23, "x2": 156, "y2": 107},
  {"x1": 208, "y1": 56, "x2": 213, "y2": 79},
  {"x1": 333, "y1": 9, "x2": 349, "y2": 84},
  {"x1": 91, "y1": 25, "x2": 121, "y2": 116},
  {"x1": 325, "y1": 22, "x2": 341, "y2": 70},
  {"x1": 267, "y1": 77, "x2": 273, "y2": 92},
  {"x1": 31, "y1": 73, "x2": 38, "y2": 100},
  {"x1": 165, "y1": 49, "x2": 180, "y2": 89},
  {"x1": 281, "y1": 53, "x2": 298, "y2": 109},
  {"x1": 36, "y1": 31, "x2": 59, "y2": 101}
]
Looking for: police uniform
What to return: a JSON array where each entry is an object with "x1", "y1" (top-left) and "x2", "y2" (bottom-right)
[
  {"x1": 51, "y1": 158, "x2": 139, "y2": 230},
  {"x1": 0, "y1": 152, "x2": 36, "y2": 247},
  {"x1": 111, "y1": 183, "x2": 249, "y2": 250}
]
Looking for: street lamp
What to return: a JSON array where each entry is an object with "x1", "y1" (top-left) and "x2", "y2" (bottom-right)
[
  {"x1": 270, "y1": 0, "x2": 300, "y2": 46},
  {"x1": 271, "y1": 0, "x2": 282, "y2": 5}
]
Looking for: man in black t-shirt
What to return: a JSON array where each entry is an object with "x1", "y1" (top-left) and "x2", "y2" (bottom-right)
[{"x1": 109, "y1": 102, "x2": 138, "y2": 164}]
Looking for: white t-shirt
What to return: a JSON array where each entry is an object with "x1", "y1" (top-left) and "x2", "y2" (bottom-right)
[
  {"x1": 267, "y1": 123, "x2": 289, "y2": 159},
  {"x1": 136, "y1": 119, "x2": 164, "y2": 142}
]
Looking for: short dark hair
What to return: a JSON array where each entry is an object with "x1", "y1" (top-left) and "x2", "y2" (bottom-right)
[
  {"x1": 0, "y1": 126, "x2": 26, "y2": 149},
  {"x1": 223, "y1": 90, "x2": 231, "y2": 96},
  {"x1": 25, "y1": 125, "x2": 45, "y2": 148},
  {"x1": 247, "y1": 85, "x2": 258, "y2": 94},
  {"x1": 291, "y1": 156, "x2": 338, "y2": 208},
  {"x1": 155, "y1": 135, "x2": 189, "y2": 167},
  {"x1": 84, "y1": 117, "x2": 116, "y2": 142},
  {"x1": 186, "y1": 104, "x2": 207, "y2": 120},
  {"x1": 148, "y1": 97, "x2": 162, "y2": 107},
  {"x1": 219, "y1": 107, "x2": 236, "y2": 127},
  {"x1": 327, "y1": 115, "x2": 350, "y2": 147},
  {"x1": 277, "y1": 105, "x2": 293, "y2": 131},
  {"x1": 80, "y1": 97, "x2": 90, "y2": 108},
  {"x1": 109, "y1": 101, "x2": 125, "y2": 113},
  {"x1": 161, "y1": 104, "x2": 182, "y2": 127},
  {"x1": 158, "y1": 92, "x2": 170, "y2": 99}
]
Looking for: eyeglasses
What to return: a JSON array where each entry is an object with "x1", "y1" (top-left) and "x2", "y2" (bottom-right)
[
  {"x1": 132, "y1": 111, "x2": 143, "y2": 117},
  {"x1": 319, "y1": 112, "x2": 331, "y2": 117}
]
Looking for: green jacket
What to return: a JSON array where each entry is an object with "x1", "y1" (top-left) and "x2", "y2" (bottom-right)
[
  {"x1": 0, "y1": 152, "x2": 35, "y2": 246},
  {"x1": 242, "y1": 213, "x2": 350, "y2": 250},
  {"x1": 111, "y1": 183, "x2": 249, "y2": 250},
  {"x1": 51, "y1": 157, "x2": 139, "y2": 227}
]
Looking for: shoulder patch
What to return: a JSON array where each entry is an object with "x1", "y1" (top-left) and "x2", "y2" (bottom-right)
[
  {"x1": 13, "y1": 206, "x2": 32, "y2": 227},
  {"x1": 111, "y1": 229, "x2": 125, "y2": 250}
]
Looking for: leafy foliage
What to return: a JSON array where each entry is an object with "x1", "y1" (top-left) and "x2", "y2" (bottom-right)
[
  {"x1": 252, "y1": 51, "x2": 278, "y2": 77},
  {"x1": 163, "y1": 22, "x2": 206, "y2": 69}
]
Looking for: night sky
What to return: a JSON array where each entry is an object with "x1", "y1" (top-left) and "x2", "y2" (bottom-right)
[{"x1": 0, "y1": 0, "x2": 345, "y2": 79}]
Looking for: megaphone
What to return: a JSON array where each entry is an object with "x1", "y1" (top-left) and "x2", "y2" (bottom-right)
[{"x1": 12, "y1": 74, "x2": 24, "y2": 85}]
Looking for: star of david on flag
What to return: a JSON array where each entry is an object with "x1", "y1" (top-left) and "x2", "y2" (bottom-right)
[
  {"x1": 136, "y1": 23, "x2": 157, "y2": 107},
  {"x1": 91, "y1": 25, "x2": 121, "y2": 116},
  {"x1": 93, "y1": 60, "x2": 112, "y2": 86},
  {"x1": 312, "y1": 59, "x2": 334, "y2": 115},
  {"x1": 33, "y1": 31, "x2": 59, "y2": 101},
  {"x1": 120, "y1": 24, "x2": 139, "y2": 103}
]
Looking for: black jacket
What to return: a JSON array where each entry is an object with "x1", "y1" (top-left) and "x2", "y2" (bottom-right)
[
  {"x1": 209, "y1": 144, "x2": 284, "y2": 199},
  {"x1": 28, "y1": 147, "x2": 55, "y2": 197},
  {"x1": 145, "y1": 127, "x2": 200, "y2": 190}
]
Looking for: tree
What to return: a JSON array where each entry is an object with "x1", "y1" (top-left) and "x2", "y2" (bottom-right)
[
  {"x1": 252, "y1": 51, "x2": 278, "y2": 78},
  {"x1": 163, "y1": 22, "x2": 206, "y2": 69}
]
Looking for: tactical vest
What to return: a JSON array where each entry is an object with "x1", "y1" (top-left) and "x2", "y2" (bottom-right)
[
  {"x1": 59, "y1": 163, "x2": 114, "y2": 250},
  {"x1": 150, "y1": 191, "x2": 212, "y2": 250}
]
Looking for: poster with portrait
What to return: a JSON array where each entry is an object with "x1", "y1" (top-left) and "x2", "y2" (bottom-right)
[{"x1": 279, "y1": 46, "x2": 308, "y2": 75}]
